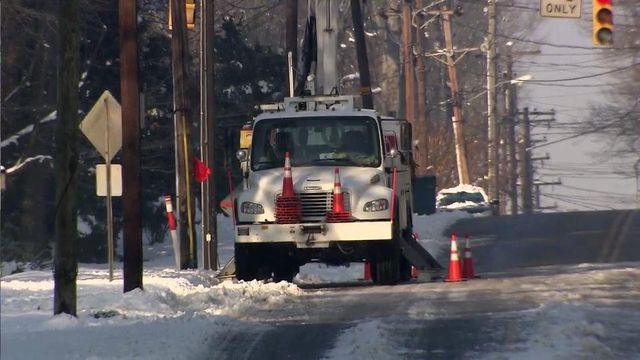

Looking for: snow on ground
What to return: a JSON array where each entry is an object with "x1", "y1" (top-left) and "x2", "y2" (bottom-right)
[
  {"x1": 321, "y1": 320, "x2": 401, "y2": 360},
  {"x1": 0, "y1": 211, "x2": 470, "y2": 360}
]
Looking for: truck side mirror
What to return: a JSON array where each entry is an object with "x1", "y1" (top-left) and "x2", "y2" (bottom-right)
[
  {"x1": 236, "y1": 149, "x2": 248, "y2": 162},
  {"x1": 384, "y1": 148, "x2": 400, "y2": 169},
  {"x1": 236, "y1": 150, "x2": 249, "y2": 179}
]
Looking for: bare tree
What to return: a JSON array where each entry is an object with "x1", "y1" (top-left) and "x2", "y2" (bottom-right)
[{"x1": 54, "y1": 0, "x2": 80, "y2": 316}]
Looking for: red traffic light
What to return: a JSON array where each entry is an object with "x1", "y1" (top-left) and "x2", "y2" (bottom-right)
[{"x1": 592, "y1": 0, "x2": 613, "y2": 46}]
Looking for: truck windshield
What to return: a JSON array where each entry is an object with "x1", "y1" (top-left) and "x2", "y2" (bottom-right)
[{"x1": 251, "y1": 116, "x2": 381, "y2": 170}]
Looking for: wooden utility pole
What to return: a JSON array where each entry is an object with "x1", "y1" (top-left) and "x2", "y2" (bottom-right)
[
  {"x1": 520, "y1": 107, "x2": 533, "y2": 214},
  {"x1": 441, "y1": 9, "x2": 470, "y2": 184},
  {"x1": 171, "y1": 0, "x2": 197, "y2": 269},
  {"x1": 200, "y1": 0, "x2": 217, "y2": 270},
  {"x1": 120, "y1": 0, "x2": 143, "y2": 291},
  {"x1": 503, "y1": 47, "x2": 518, "y2": 215},
  {"x1": 285, "y1": 0, "x2": 298, "y2": 96},
  {"x1": 401, "y1": 0, "x2": 415, "y2": 122},
  {"x1": 414, "y1": 0, "x2": 429, "y2": 176},
  {"x1": 486, "y1": 0, "x2": 499, "y2": 209},
  {"x1": 54, "y1": 0, "x2": 79, "y2": 316},
  {"x1": 351, "y1": 0, "x2": 373, "y2": 109}
]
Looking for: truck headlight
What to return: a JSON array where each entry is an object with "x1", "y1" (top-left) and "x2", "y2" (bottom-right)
[
  {"x1": 363, "y1": 199, "x2": 389, "y2": 212},
  {"x1": 240, "y1": 201, "x2": 264, "y2": 214}
]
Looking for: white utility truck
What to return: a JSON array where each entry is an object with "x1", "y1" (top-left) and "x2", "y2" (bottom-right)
[{"x1": 231, "y1": 95, "x2": 440, "y2": 284}]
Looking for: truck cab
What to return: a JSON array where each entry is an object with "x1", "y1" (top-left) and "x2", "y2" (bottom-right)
[{"x1": 231, "y1": 95, "x2": 419, "y2": 284}]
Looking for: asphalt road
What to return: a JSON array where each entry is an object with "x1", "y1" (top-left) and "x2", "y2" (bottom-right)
[{"x1": 209, "y1": 210, "x2": 640, "y2": 360}]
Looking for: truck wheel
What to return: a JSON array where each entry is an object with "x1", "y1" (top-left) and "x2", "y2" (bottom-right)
[
  {"x1": 273, "y1": 262, "x2": 299, "y2": 283},
  {"x1": 235, "y1": 244, "x2": 258, "y2": 281},
  {"x1": 399, "y1": 255, "x2": 412, "y2": 282},
  {"x1": 375, "y1": 243, "x2": 400, "y2": 285}
]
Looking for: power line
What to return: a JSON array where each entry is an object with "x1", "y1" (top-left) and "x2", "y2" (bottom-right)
[{"x1": 526, "y1": 63, "x2": 640, "y2": 83}]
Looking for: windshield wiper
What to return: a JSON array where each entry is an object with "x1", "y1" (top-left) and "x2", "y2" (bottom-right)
[
  {"x1": 252, "y1": 161, "x2": 281, "y2": 170},
  {"x1": 310, "y1": 158, "x2": 357, "y2": 165}
]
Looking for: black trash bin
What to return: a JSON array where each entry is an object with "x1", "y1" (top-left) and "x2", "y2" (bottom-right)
[{"x1": 413, "y1": 175, "x2": 437, "y2": 215}]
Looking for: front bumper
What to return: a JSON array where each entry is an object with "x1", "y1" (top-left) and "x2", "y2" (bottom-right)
[{"x1": 235, "y1": 220, "x2": 393, "y2": 248}]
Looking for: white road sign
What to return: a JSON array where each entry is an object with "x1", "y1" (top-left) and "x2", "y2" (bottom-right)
[
  {"x1": 540, "y1": 0, "x2": 582, "y2": 18},
  {"x1": 80, "y1": 90, "x2": 122, "y2": 161},
  {"x1": 96, "y1": 164, "x2": 122, "y2": 197}
]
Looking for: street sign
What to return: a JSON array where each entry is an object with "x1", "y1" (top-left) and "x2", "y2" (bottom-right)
[
  {"x1": 96, "y1": 164, "x2": 122, "y2": 197},
  {"x1": 80, "y1": 90, "x2": 122, "y2": 161},
  {"x1": 540, "y1": 0, "x2": 582, "y2": 18}
]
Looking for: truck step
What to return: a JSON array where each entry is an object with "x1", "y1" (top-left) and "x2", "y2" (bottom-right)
[{"x1": 399, "y1": 235, "x2": 443, "y2": 271}]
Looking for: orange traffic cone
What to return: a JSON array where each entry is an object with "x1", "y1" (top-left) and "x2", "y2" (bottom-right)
[
  {"x1": 281, "y1": 152, "x2": 295, "y2": 197},
  {"x1": 364, "y1": 261, "x2": 372, "y2": 281},
  {"x1": 445, "y1": 233, "x2": 462, "y2": 282},
  {"x1": 275, "y1": 152, "x2": 301, "y2": 224},
  {"x1": 326, "y1": 168, "x2": 351, "y2": 222},
  {"x1": 462, "y1": 235, "x2": 476, "y2": 279}
]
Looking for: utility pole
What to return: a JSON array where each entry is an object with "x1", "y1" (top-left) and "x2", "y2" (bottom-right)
[
  {"x1": 200, "y1": 0, "x2": 217, "y2": 270},
  {"x1": 170, "y1": 0, "x2": 197, "y2": 269},
  {"x1": 503, "y1": 47, "x2": 518, "y2": 215},
  {"x1": 54, "y1": 0, "x2": 79, "y2": 316},
  {"x1": 120, "y1": 0, "x2": 143, "y2": 291},
  {"x1": 519, "y1": 107, "x2": 533, "y2": 214},
  {"x1": 441, "y1": 8, "x2": 470, "y2": 184},
  {"x1": 285, "y1": 0, "x2": 298, "y2": 96},
  {"x1": 486, "y1": 0, "x2": 499, "y2": 210},
  {"x1": 351, "y1": 0, "x2": 373, "y2": 109},
  {"x1": 414, "y1": 0, "x2": 429, "y2": 176},
  {"x1": 401, "y1": 0, "x2": 415, "y2": 122}
]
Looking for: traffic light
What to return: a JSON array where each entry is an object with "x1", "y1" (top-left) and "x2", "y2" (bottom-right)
[
  {"x1": 592, "y1": 0, "x2": 613, "y2": 46},
  {"x1": 168, "y1": 0, "x2": 196, "y2": 31}
]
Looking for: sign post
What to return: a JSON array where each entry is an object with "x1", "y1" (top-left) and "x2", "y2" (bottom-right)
[
  {"x1": 80, "y1": 90, "x2": 122, "y2": 281},
  {"x1": 540, "y1": 0, "x2": 582, "y2": 18}
]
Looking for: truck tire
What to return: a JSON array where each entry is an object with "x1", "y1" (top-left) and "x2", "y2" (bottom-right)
[
  {"x1": 374, "y1": 197, "x2": 403, "y2": 285},
  {"x1": 375, "y1": 242, "x2": 400, "y2": 285},
  {"x1": 273, "y1": 262, "x2": 299, "y2": 283},
  {"x1": 399, "y1": 255, "x2": 412, "y2": 282},
  {"x1": 235, "y1": 244, "x2": 257, "y2": 281},
  {"x1": 236, "y1": 244, "x2": 271, "y2": 281}
]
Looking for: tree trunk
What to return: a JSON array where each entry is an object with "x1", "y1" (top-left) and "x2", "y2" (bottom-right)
[{"x1": 54, "y1": 0, "x2": 80, "y2": 316}]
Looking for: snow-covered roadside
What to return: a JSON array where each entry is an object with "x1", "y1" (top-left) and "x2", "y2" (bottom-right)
[
  {"x1": 1, "y1": 265, "x2": 302, "y2": 360},
  {"x1": 1, "y1": 212, "x2": 466, "y2": 359}
]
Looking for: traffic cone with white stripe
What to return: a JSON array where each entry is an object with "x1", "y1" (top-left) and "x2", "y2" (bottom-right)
[
  {"x1": 445, "y1": 233, "x2": 462, "y2": 282},
  {"x1": 275, "y1": 152, "x2": 301, "y2": 224},
  {"x1": 326, "y1": 168, "x2": 351, "y2": 222},
  {"x1": 462, "y1": 235, "x2": 476, "y2": 279},
  {"x1": 164, "y1": 195, "x2": 180, "y2": 269}
]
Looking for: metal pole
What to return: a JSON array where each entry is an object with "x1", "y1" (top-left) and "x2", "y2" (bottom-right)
[
  {"x1": 402, "y1": 0, "x2": 415, "y2": 122},
  {"x1": 104, "y1": 99, "x2": 113, "y2": 281},
  {"x1": 285, "y1": 0, "x2": 298, "y2": 97},
  {"x1": 351, "y1": 0, "x2": 373, "y2": 109},
  {"x1": 119, "y1": 0, "x2": 143, "y2": 291},
  {"x1": 486, "y1": 0, "x2": 499, "y2": 210}
]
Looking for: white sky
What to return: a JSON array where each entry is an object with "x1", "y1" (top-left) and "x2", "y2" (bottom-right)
[{"x1": 513, "y1": 8, "x2": 637, "y2": 211}]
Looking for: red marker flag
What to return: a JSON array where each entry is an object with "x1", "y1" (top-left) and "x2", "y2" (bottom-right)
[{"x1": 193, "y1": 156, "x2": 211, "y2": 183}]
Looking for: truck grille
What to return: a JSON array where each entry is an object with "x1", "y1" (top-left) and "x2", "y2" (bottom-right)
[{"x1": 299, "y1": 192, "x2": 350, "y2": 220}]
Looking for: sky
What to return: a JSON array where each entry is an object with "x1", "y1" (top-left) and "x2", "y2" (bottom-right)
[{"x1": 513, "y1": 7, "x2": 637, "y2": 211}]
